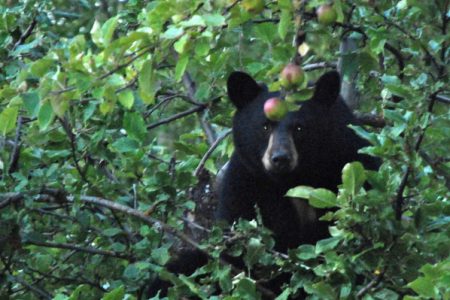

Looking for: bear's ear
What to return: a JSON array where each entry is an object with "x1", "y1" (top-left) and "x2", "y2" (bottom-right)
[
  {"x1": 313, "y1": 71, "x2": 341, "y2": 105},
  {"x1": 227, "y1": 71, "x2": 262, "y2": 109}
]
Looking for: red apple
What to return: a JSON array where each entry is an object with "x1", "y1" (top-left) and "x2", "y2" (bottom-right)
[
  {"x1": 316, "y1": 4, "x2": 337, "y2": 25},
  {"x1": 280, "y1": 63, "x2": 305, "y2": 89},
  {"x1": 264, "y1": 97, "x2": 288, "y2": 121},
  {"x1": 242, "y1": 0, "x2": 265, "y2": 14}
]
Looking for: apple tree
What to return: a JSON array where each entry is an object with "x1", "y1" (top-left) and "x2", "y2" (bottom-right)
[{"x1": 0, "y1": 0, "x2": 448, "y2": 299}]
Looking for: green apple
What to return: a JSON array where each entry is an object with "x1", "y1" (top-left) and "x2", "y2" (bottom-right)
[
  {"x1": 264, "y1": 97, "x2": 288, "y2": 121},
  {"x1": 280, "y1": 63, "x2": 305, "y2": 89},
  {"x1": 242, "y1": 0, "x2": 265, "y2": 14},
  {"x1": 316, "y1": 4, "x2": 337, "y2": 25}
]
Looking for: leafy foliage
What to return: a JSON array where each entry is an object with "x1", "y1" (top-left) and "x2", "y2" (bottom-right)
[{"x1": 0, "y1": 0, "x2": 448, "y2": 299}]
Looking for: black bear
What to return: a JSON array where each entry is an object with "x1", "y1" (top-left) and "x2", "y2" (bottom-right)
[
  {"x1": 146, "y1": 70, "x2": 380, "y2": 297},
  {"x1": 216, "y1": 70, "x2": 380, "y2": 251}
]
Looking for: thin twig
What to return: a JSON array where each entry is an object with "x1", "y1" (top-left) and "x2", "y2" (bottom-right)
[
  {"x1": 194, "y1": 129, "x2": 232, "y2": 177},
  {"x1": 26, "y1": 240, "x2": 130, "y2": 259},
  {"x1": 13, "y1": 17, "x2": 38, "y2": 50},
  {"x1": 303, "y1": 61, "x2": 337, "y2": 71},
  {"x1": 146, "y1": 105, "x2": 207, "y2": 130},
  {"x1": 356, "y1": 272, "x2": 384, "y2": 299},
  {"x1": 0, "y1": 193, "x2": 23, "y2": 209},
  {"x1": 8, "y1": 115, "x2": 23, "y2": 174},
  {"x1": 394, "y1": 93, "x2": 439, "y2": 220},
  {"x1": 182, "y1": 72, "x2": 216, "y2": 145},
  {"x1": 10, "y1": 275, "x2": 52, "y2": 300},
  {"x1": 59, "y1": 117, "x2": 90, "y2": 185}
]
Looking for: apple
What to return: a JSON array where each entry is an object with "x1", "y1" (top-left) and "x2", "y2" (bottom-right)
[
  {"x1": 264, "y1": 97, "x2": 288, "y2": 121},
  {"x1": 242, "y1": 0, "x2": 265, "y2": 14},
  {"x1": 316, "y1": 4, "x2": 337, "y2": 25},
  {"x1": 280, "y1": 63, "x2": 304, "y2": 89}
]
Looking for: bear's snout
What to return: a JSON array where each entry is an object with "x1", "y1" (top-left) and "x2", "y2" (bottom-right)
[
  {"x1": 262, "y1": 133, "x2": 298, "y2": 173},
  {"x1": 270, "y1": 150, "x2": 292, "y2": 170}
]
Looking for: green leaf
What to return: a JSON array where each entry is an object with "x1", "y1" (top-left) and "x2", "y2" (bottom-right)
[
  {"x1": 315, "y1": 237, "x2": 340, "y2": 254},
  {"x1": 203, "y1": 14, "x2": 226, "y2": 27},
  {"x1": 254, "y1": 23, "x2": 277, "y2": 44},
  {"x1": 217, "y1": 266, "x2": 232, "y2": 293},
  {"x1": 102, "y1": 16, "x2": 119, "y2": 47},
  {"x1": 50, "y1": 96, "x2": 69, "y2": 118},
  {"x1": 111, "y1": 137, "x2": 140, "y2": 153},
  {"x1": 244, "y1": 238, "x2": 264, "y2": 267},
  {"x1": 278, "y1": 10, "x2": 291, "y2": 40},
  {"x1": 296, "y1": 244, "x2": 317, "y2": 260},
  {"x1": 0, "y1": 106, "x2": 18, "y2": 135},
  {"x1": 161, "y1": 26, "x2": 184, "y2": 39},
  {"x1": 138, "y1": 60, "x2": 156, "y2": 105},
  {"x1": 174, "y1": 34, "x2": 190, "y2": 54},
  {"x1": 102, "y1": 228, "x2": 122, "y2": 237},
  {"x1": 407, "y1": 277, "x2": 438, "y2": 299},
  {"x1": 38, "y1": 101, "x2": 55, "y2": 131},
  {"x1": 309, "y1": 189, "x2": 337, "y2": 208},
  {"x1": 278, "y1": 0, "x2": 292, "y2": 10},
  {"x1": 180, "y1": 15, "x2": 205, "y2": 27},
  {"x1": 334, "y1": 0, "x2": 344, "y2": 23},
  {"x1": 385, "y1": 83, "x2": 413, "y2": 99},
  {"x1": 286, "y1": 185, "x2": 313, "y2": 199},
  {"x1": 235, "y1": 278, "x2": 259, "y2": 299},
  {"x1": 342, "y1": 162, "x2": 366, "y2": 196},
  {"x1": 305, "y1": 281, "x2": 336, "y2": 299},
  {"x1": 175, "y1": 55, "x2": 189, "y2": 82},
  {"x1": 117, "y1": 89, "x2": 134, "y2": 109},
  {"x1": 151, "y1": 247, "x2": 170, "y2": 265},
  {"x1": 275, "y1": 288, "x2": 291, "y2": 300},
  {"x1": 102, "y1": 285, "x2": 125, "y2": 300},
  {"x1": 194, "y1": 38, "x2": 210, "y2": 57},
  {"x1": 123, "y1": 112, "x2": 147, "y2": 142},
  {"x1": 30, "y1": 58, "x2": 54, "y2": 77},
  {"x1": 90, "y1": 20, "x2": 102, "y2": 47},
  {"x1": 289, "y1": 88, "x2": 314, "y2": 102}
]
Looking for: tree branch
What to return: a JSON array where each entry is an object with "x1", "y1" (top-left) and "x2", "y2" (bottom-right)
[
  {"x1": 13, "y1": 17, "x2": 37, "y2": 50},
  {"x1": 8, "y1": 115, "x2": 23, "y2": 174},
  {"x1": 146, "y1": 104, "x2": 207, "y2": 130},
  {"x1": 182, "y1": 72, "x2": 216, "y2": 145},
  {"x1": 25, "y1": 240, "x2": 130, "y2": 260},
  {"x1": 356, "y1": 272, "x2": 384, "y2": 299},
  {"x1": 10, "y1": 275, "x2": 52, "y2": 300},
  {"x1": 194, "y1": 129, "x2": 232, "y2": 177},
  {"x1": 394, "y1": 93, "x2": 439, "y2": 220}
]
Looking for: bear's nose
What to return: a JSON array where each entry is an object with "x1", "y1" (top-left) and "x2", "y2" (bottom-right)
[{"x1": 270, "y1": 151, "x2": 291, "y2": 169}]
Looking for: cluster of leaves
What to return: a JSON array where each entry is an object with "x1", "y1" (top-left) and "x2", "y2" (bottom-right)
[{"x1": 0, "y1": 0, "x2": 448, "y2": 299}]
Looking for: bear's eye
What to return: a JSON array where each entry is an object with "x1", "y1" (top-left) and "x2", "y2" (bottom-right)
[
  {"x1": 296, "y1": 125, "x2": 302, "y2": 132},
  {"x1": 263, "y1": 124, "x2": 269, "y2": 131}
]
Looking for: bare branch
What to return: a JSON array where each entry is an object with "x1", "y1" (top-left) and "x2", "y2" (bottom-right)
[
  {"x1": 147, "y1": 105, "x2": 207, "y2": 130},
  {"x1": 59, "y1": 117, "x2": 90, "y2": 185},
  {"x1": 25, "y1": 240, "x2": 130, "y2": 260},
  {"x1": 8, "y1": 115, "x2": 23, "y2": 174},
  {"x1": 0, "y1": 193, "x2": 23, "y2": 209},
  {"x1": 303, "y1": 61, "x2": 337, "y2": 71},
  {"x1": 394, "y1": 92, "x2": 439, "y2": 220},
  {"x1": 356, "y1": 272, "x2": 384, "y2": 299},
  {"x1": 194, "y1": 129, "x2": 232, "y2": 177},
  {"x1": 13, "y1": 17, "x2": 38, "y2": 50},
  {"x1": 10, "y1": 275, "x2": 52, "y2": 300},
  {"x1": 182, "y1": 72, "x2": 217, "y2": 145}
]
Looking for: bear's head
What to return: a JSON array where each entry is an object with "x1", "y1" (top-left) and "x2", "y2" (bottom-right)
[{"x1": 227, "y1": 70, "x2": 359, "y2": 185}]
